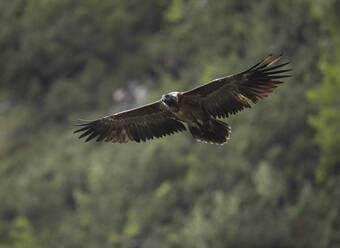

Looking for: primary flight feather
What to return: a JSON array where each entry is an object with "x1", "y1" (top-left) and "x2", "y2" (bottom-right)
[{"x1": 74, "y1": 55, "x2": 291, "y2": 145}]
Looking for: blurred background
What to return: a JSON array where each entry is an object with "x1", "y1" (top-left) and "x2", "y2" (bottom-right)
[{"x1": 0, "y1": 0, "x2": 339, "y2": 247}]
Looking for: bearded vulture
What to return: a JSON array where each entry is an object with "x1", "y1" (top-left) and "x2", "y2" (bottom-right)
[{"x1": 74, "y1": 55, "x2": 290, "y2": 145}]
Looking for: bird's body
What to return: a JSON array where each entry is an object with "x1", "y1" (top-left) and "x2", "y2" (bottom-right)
[
  {"x1": 160, "y1": 92, "x2": 231, "y2": 144},
  {"x1": 75, "y1": 55, "x2": 290, "y2": 145},
  {"x1": 164, "y1": 92, "x2": 204, "y2": 124}
]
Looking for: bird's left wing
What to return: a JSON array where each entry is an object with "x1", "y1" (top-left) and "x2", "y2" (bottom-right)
[
  {"x1": 74, "y1": 101, "x2": 186, "y2": 143},
  {"x1": 182, "y1": 55, "x2": 291, "y2": 118}
]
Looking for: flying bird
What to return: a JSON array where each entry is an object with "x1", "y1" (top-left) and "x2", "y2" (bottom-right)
[{"x1": 74, "y1": 55, "x2": 290, "y2": 145}]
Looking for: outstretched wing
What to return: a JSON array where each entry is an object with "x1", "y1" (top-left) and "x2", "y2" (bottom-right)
[
  {"x1": 74, "y1": 101, "x2": 186, "y2": 143},
  {"x1": 183, "y1": 55, "x2": 291, "y2": 118}
]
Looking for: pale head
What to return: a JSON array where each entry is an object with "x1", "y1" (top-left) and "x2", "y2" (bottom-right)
[{"x1": 161, "y1": 91, "x2": 180, "y2": 107}]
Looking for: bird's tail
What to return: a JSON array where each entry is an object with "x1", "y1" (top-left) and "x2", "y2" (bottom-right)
[{"x1": 189, "y1": 119, "x2": 231, "y2": 145}]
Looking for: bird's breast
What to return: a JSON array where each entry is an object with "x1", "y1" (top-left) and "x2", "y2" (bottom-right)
[{"x1": 173, "y1": 101, "x2": 206, "y2": 124}]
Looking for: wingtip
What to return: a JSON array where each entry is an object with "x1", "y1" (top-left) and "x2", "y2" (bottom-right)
[
  {"x1": 267, "y1": 56, "x2": 281, "y2": 66},
  {"x1": 261, "y1": 54, "x2": 272, "y2": 64},
  {"x1": 74, "y1": 118, "x2": 98, "y2": 127}
]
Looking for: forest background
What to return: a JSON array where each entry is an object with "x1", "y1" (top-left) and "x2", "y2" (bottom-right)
[{"x1": 0, "y1": 0, "x2": 339, "y2": 247}]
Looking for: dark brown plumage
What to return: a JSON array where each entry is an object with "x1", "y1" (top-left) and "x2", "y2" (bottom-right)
[{"x1": 74, "y1": 55, "x2": 291, "y2": 145}]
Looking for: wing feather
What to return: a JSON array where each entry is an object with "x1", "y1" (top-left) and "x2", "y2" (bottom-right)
[
  {"x1": 74, "y1": 101, "x2": 186, "y2": 143},
  {"x1": 183, "y1": 55, "x2": 291, "y2": 118}
]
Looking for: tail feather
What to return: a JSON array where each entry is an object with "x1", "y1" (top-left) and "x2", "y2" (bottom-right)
[{"x1": 189, "y1": 119, "x2": 231, "y2": 145}]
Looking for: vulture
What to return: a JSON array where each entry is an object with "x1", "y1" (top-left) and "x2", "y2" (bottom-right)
[{"x1": 74, "y1": 55, "x2": 290, "y2": 145}]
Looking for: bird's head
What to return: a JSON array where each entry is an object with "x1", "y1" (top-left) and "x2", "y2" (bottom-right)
[{"x1": 161, "y1": 92, "x2": 180, "y2": 107}]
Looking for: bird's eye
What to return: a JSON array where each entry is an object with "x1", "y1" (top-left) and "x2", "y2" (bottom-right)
[{"x1": 162, "y1": 94, "x2": 171, "y2": 101}]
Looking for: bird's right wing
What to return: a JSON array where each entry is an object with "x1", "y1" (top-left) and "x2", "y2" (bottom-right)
[
  {"x1": 74, "y1": 101, "x2": 186, "y2": 143},
  {"x1": 183, "y1": 55, "x2": 291, "y2": 118}
]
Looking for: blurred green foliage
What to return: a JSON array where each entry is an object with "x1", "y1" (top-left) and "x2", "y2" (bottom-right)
[
  {"x1": 308, "y1": 0, "x2": 340, "y2": 184},
  {"x1": 0, "y1": 0, "x2": 339, "y2": 247}
]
